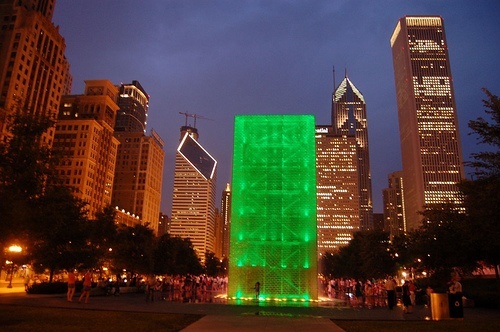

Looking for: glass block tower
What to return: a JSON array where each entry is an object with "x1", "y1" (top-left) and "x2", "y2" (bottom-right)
[
  {"x1": 390, "y1": 16, "x2": 465, "y2": 230},
  {"x1": 228, "y1": 115, "x2": 318, "y2": 301}
]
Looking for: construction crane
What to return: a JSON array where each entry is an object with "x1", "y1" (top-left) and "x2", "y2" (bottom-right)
[{"x1": 178, "y1": 112, "x2": 213, "y2": 128}]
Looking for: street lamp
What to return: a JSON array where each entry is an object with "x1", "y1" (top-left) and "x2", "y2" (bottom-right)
[{"x1": 7, "y1": 245, "x2": 22, "y2": 288}]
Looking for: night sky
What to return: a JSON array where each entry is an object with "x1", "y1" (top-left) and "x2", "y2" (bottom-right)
[{"x1": 52, "y1": 1, "x2": 500, "y2": 215}]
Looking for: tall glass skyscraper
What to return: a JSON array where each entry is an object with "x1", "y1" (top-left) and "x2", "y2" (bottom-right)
[
  {"x1": 332, "y1": 76, "x2": 373, "y2": 229},
  {"x1": 170, "y1": 126, "x2": 217, "y2": 262},
  {"x1": 390, "y1": 16, "x2": 465, "y2": 230}
]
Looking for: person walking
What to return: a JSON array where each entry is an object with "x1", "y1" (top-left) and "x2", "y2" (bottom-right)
[
  {"x1": 67, "y1": 270, "x2": 76, "y2": 302},
  {"x1": 402, "y1": 280, "x2": 412, "y2": 313},
  {"x1": 78, "y1": 270, "x2": 93, "y2": 304},
  {"x1": 385, "y1": 276, "x2": 397, "y2": 310}
]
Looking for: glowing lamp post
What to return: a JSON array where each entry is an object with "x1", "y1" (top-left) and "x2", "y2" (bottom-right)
[{"x1": 7, "y1": 245, "x2": 22, "y2": 288}]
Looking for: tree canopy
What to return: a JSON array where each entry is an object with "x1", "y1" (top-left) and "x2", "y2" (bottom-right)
[{"x1": 459, "y1": 88, "x2": 500, "y2": 278}]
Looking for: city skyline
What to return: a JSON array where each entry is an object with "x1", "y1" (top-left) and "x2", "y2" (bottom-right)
[{"x1": 51, "y1": 1, "x2": 500, "y2": 215}]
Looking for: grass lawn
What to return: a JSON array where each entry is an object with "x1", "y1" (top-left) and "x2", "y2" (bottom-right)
[
  {"x1": 0, "y1": 304, "x2": 203, "y2": 331},
  {"x1": 333, "y1": 319, "x2": 500, "y2": 332}
]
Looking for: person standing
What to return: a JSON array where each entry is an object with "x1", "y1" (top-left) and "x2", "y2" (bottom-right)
[
  {"x1": 67, "y1": 270, "x2": 76, "y2": 302},
  {"x1": 254, "y1": 281, "x2": 260, "y2": 300},
  {"x1": 449, "y1": 275, "x2": 464, "y2": 318},
  {"x1": 385, "y1": 276, "x2": 397, "y2": 310},
  {"x1": 24, "y1": 273, "x2": 31, "y2": 292},
  {"x1": 409, "y1": 280, "x2": 417, "y2": 306},
  {"x1": 78, "y1": 270, "x2": 92, "y2": 304}
]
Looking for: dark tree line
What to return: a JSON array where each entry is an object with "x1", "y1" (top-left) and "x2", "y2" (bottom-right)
[{"x1": 321, "y1": 89, "x2": 500, "y2": 283}]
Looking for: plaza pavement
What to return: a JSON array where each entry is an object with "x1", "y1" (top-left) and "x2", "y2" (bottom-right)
[{"x1": 0, "y1": 278, "x2": 498, "y2": 331}]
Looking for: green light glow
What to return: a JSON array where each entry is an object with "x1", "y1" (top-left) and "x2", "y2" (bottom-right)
[{"x1": 228, "y1": 115, "x2": 318, "y2": 301}]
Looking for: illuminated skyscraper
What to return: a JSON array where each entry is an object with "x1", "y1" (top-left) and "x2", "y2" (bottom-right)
[
  {"x1": 54, "y1": 80, "x2": 119, "y2": 219},
  {"x1": 0, "y1": 0, "x2": 71, "y2": 144},
  {"x1": 170, "y1": 126, "x2": 217, "y2": 262},
  {"x1": 221, "y1": 183, "x2": 231, "y2": 258},
  {"x1": 391, "y1": 16, "x2": 465, "y2": 230},
  {"x1": 316, "y1": 125, "x2": 359, "y2": 255},
  {"x1": 332, "y1": 75, "x2": 373, "y2": 229},
  {"x1": 112, "y1": 81, "x2": 164, "y2": 235},
  {"x1": 382, "y1": 171, "x2": 406, "y2": 238},
  {"x1": 114, "y1": 80, "x2": 148, "y2": 133},
  {"x1": 229, "y1": 115, "x2": 317, "y2": 301},
  {"x1": 112, "y1": 130, "x2": 164, "y2": 234}
]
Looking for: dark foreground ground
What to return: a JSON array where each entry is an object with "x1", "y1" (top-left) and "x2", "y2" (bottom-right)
[{"x1": 1, "y1": 289, "x2": 499, "y2": 331}]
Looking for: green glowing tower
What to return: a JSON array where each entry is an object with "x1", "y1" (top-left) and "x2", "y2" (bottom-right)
[{"x1": 228, "y1": 115, "x2": 318, "y2": 301}]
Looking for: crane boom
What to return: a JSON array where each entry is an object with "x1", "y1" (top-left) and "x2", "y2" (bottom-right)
[{"x1": 178, "y1": 112, "x2": 213, "y2": 128}]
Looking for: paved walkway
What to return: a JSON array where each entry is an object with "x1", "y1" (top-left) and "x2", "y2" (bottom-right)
[{"x1": 0, "y1": 281, "x2": 498, "y2": 331}]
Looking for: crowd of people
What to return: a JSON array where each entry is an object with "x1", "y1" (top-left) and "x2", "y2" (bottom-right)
[
  {"x1": 64, "y1": 271, "x2": 228, "y2": 304},
  {"x1": 142, "y1": 274, "x2": 228, "y2": 303},
  {"x1": 320, "y1": 276, "x2": 419, "y2": 310},
  {"x1": 61, "y1": 270, "x2": 463, "y2": 314}
]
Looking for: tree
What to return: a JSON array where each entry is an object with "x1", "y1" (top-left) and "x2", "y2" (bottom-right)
[
  {"x1": 111, "y1": 224, "x2": 155, "y2": 275},
  {"x1": 204, "y1": 251, "x2": 220, "y2": 277},
  {"x1": 0, "y1": 113, "x2": 59, "y2": 247},
  {"x1": 409, "y1": 203, "x2": 477, "y2": 284},
  {"x1": 322, "y1": 230, "x2": 396, "y2": 280},
  {"x1": 466, "y1": 88, "x2": 500, "y2": 178},
  {"x1": 459, "y1": 88, "x2": 500, "y2": 279},
  {"x1": 82, "y1": 205, "x2": 118, "y2": 270},
  {"x1": 152, "y1": 234, "x2": 202, "y2": 276},
  {"x1": 29, "y1": 184, "x2": 90, "y2": 281}
]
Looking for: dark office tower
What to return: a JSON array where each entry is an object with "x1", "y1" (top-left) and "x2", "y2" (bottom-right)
[
  {"x1": 0, "y1": 0, "x2": 72, "y2": 144},
  {"x1": 170, "y1": 126, "x2": 217, "y2": 263},
  {"x1": 383, "y1": 171, "x2": 406, "y2": 238},
  {"x1": 391, "y1": 16, "x2": 465, "y2": 230},
  {"x1": 332, "y1": 75, "x2": 373, "y2": 229},
  {"x1": 112, "y1": 81, "x2": 164, "y2": 235},
  {"x1": 221, "y1": 183, "x2": 231, "y2": 258},
  {"x1": 115, "y1": 80, "x2": 148, "y2": 133}
]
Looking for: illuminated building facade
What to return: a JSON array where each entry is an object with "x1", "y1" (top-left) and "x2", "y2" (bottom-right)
[
  {"x1": 229, "y1": 115, "x2": 318, "y2": 301},
  {"x1": 112, "y1": 130, "x2": 164, "y2": 234},
  {"x1": 54, "y1": 80, "x2": 120, "y2": 219},
  {"x1": 112, "y1": 81, "x2": 164, "y2": 235},
  {"x1": 213, "y1": 208, "x2": 223, "y2": 258},
  {"x1": 382, "y1": 171, "x2": 406, "y2": 238},
  {"x1": 391, "y1": 16, "x2": 465, "y2": 230},
  {"x1": 332, "y1": 76, "x2": 373, "y2": 229},
  {"x1": 114, "y1": 80, "x2": 148, "y2": 133},
  {"x1": 114, "y1": 206, "x2": 140, "y2": 227},
  {"x1": 170, "y1": 126, "x2": 217, "y2": 262},
  {"x1": 316, "y1": 125, "x2": 359, "y2": 255},
  {"x1": 221, "y1": 183, "x2": 231, "y2": 258},
  {"x1": 0, "y1": 0, "x2": 71, "y2": 144}
]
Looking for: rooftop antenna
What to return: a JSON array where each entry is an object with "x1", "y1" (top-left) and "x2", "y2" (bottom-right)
[{"x1": 333, "y1": 65, "x2": 336, "y2": 91}]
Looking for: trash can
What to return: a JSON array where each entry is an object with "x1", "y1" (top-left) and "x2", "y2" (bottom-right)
[
  {"x1": 430, "y1": 293, "x2": 450, "y2": 320},
  {"x1": 448, "y1": 293, "x2": 464, "y2": 318}
]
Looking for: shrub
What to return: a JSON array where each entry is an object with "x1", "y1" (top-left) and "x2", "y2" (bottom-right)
[{"x1": 26, "y1": 281, "x2": 83, "y2": 294}]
